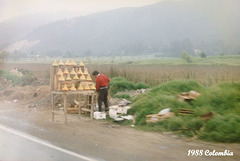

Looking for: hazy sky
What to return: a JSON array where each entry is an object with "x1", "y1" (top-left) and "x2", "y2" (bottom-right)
[{"x1": 0, "y1": 0, "x2": 162, "y2": 21}]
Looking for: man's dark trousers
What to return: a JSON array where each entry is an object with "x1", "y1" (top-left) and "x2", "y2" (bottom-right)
[{"x1": 98, "y1": 88, "x2": 109, "y2": 112}]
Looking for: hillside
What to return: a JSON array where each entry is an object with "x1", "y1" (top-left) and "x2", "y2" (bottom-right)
[{"x1": 3, "y1": 0, "x2": 240, "y2": 56}]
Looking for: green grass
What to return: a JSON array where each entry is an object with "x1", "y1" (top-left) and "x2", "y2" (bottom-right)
[
  {"x1": 114, "y1": 94, "x2": 131, "y2": 99},
  {"x1": 109, "y1": 77, "x2": 150, "y2": 95},
  {"x1": 3, "y1": 55, "x2": 240, "y2": 66},
  {"x1": 128, "y1": 80, "x2": 240, "y2": 142},
  {"x1": 0, "y1": 69, "x2": 37, "y2": 86},
  {"x1": 89, "y1": 54, "x2": 240, "y2": 66}
]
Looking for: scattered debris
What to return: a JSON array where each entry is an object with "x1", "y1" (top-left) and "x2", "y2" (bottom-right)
[
  {"x1": 13, "y1": 99, "x2": 18, "y2": 103},
  {"x1": 27, "y1": 103, "x2": 37, "y2": 108},
  {"x1": 107, "y1": 125, "x2": 120, "y2": 128},
  {"x1": 118, "y1": 99, "x2": 131, "y2": 107},
  {"x1": 114, "y1": 118, "x2": 124, "y2": 122},
  {"x1": 146, "y1": 112, "x2": 175, "y2": 123},
  {"x1": 158, "y1": 108, "x2": 171, "y2": 114},
  {"x1": 114, "y1": 88, "x2": 150, "y2": 98},
  {"x1": 121, "y1": 115, "x2": 133, "y2": 120},
  {"x1": 33, "y1": 88, "x2": 40, "y2": 97},
  {"x1": 178, "y1": 90, "x2": 201, "y2": 102},
  {"x1": 178, "y1": 109, "x2": 194, "y2": 115},
  {"x1": 109, "y1": 99, "x2": 133, "y2": 121},
  {"x1": 136, "y1": 89, "x2": 148, "y2": 94}
]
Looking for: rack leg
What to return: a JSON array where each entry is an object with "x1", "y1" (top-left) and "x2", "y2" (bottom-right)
[
  {"x1": 51, "y1": 93, "x2": 54, "y2": 122},
  {"x1": 64, "y1": 94, "x2": 68, "y2": 125},
  {"x1": 90, "y1": 94, "x2": 94, "y2": 119}
]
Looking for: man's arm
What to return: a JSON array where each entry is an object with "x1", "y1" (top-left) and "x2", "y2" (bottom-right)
[{"x1": 95, "y1": 78, "x2": 100, "y2": 91}]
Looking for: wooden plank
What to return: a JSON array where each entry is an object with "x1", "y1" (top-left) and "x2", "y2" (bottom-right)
[
  {"x1": 51, "y1": 91, "x2": 94, "y2": 95},
  {"x1": 51, "y1": 92, "x2": 54, "y2": 122},
  {"x1": 50, "y1": 67, "x2": 54, "y2": 91},
  {"x1": 178, "y1": 109, "x2": 194, "y2": 115},
  {"x1": 81, "y1": 108, "x2": 91, "y2": 112}
]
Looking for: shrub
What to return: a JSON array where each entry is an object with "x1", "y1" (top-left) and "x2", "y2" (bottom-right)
[
  {"x1": 0, "y1": 69, "x2": 37, "y2": 86},
  {"x1": 200, "y1": 52, "x2": 207, "y2": 58},
  {"x1": 109, "y1": 77, "x2": 149, "y2": 95},
  {"x1": 201, "y1": 115, "x2": 240, "y2": 142},
  {"x1": 181, "y1": 51, "x2": 193, "y2": 63}
]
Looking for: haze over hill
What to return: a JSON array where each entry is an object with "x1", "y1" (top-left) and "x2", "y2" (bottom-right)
[
  {"x1": 2, "y1": 0, "x2": 240, "y2": 57},
  {"x1": 0, "y1": 11, "x2": 84, "y2": 49}
]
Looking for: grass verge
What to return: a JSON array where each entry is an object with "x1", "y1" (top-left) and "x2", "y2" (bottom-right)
[{"x1": 128, "y1": 80, "x2": 240, "y2": 142}]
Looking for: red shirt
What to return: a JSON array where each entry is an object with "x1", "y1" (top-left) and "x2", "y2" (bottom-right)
[{"x1": 95, "y1": 74, "x2": 110, "y2": 91}]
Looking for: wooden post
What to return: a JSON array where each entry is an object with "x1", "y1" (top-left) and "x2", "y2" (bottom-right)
[
  {"x1": 78, "y1": 94, "x2": 81, "y2": 119},
  {"x1": 63, "y1": 94, "x2": 68, "y2": 124},
  {"x1": 54, "y1": 67, "x2": 58, "y2": 90},
  {"x1": 50, "y1": 67, "x2": 54, "y2": 91},
  {"x1": 90, "y1": 94, "x2": 94, "y2": 119},
  {"x1": 51, "y1": 92, "x2": 54, "y2": 122}
]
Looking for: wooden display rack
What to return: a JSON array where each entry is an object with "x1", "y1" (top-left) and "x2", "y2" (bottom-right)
[{"x1": 50, "y1": 59, "x2": 97, "y2": 124}]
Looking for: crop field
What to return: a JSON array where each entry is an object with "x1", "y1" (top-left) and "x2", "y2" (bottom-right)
[
  {"x1": 88, "y1": 64, "x2": 240, "y2": 86},
  {"x1": 1, "y1": 55, "x2": 240, "y2": 86}
]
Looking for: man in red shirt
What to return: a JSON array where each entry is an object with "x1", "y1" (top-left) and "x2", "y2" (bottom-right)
[{"x1": 92, "y1": 71, "x2": 110, "y2": 112}]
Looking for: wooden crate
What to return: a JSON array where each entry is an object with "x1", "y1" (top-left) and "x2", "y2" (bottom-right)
[{"x1": 178, "y1": 109, "x2": 194, "y2": 115}]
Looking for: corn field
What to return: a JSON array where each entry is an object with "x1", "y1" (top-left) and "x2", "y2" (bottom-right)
[{"x1": 88, "y1": 64, "x2": 240, "y2": 86}]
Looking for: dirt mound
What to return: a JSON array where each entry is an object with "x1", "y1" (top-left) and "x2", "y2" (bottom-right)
[{"x1": 0, "y1": 85, "x2": 51, "y2": 109}]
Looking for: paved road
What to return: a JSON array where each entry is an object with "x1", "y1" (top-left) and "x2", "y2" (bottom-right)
[{"x1": 0, "y1": 124, "x2": 97, "y2": 161}]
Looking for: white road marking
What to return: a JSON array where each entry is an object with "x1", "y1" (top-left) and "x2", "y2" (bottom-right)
[{"x1": 0, "y1": 124, "x2": 97, "y2": 161}]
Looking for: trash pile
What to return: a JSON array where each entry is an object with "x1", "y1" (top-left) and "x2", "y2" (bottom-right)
[{"x1": 109, "y1": 99, "x2": 133, "y2": 121}]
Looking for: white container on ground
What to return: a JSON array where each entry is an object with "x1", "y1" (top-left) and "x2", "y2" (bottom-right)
[{"x1": 94, "y1": 112, "x2": 106, "y2": 119}]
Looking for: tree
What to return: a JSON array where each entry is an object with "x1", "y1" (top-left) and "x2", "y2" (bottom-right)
[
  {"x1": 200, "y1": 52, "x2": 207, "y2": 58},
  {"x1": 180, "y1": 51, "x2": 192, "y2": 63},
  {"x1": 0, "y1": 50, "x2": 8, "y2": 62}
]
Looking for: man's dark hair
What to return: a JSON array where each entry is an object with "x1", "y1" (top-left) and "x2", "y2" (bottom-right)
[{"x1": 92, "y1": 71, "x2": 99, "y2": 76}]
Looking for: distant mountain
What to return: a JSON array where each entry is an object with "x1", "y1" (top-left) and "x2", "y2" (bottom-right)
[
  {"x1": 0, "y1": 11, "x2": 84, "y2": 49},
  {"x1": 3, "y1": 0, "x2": 240, "y2": 56}
]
